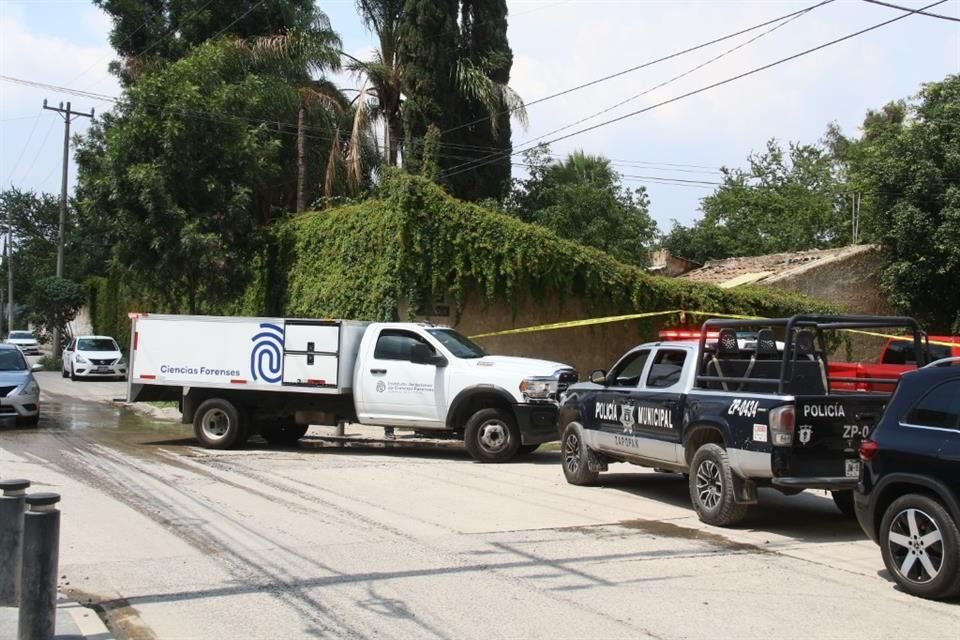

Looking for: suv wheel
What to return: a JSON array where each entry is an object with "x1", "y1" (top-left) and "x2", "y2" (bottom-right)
[
  {"x1": 880, "y1": 493, "x2": 960, "y2": 600},
  {"x1": 689, "y1": 443, "x2": 749, "y2": 527}
]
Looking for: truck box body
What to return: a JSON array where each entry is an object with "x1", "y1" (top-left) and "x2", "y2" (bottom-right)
[{"x1": 129, "y1": 314, "x2": 370, "y2": 399}]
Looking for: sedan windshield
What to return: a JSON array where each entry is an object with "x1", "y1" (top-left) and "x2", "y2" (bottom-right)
[
  {"x1": 426, "y1": 329, "x2": 486, "y2": 359},
  {"x1": 9, "y1": 331, "x2": 34, "y2": 340},
  {"x1": 78, "y1": 338, "x2": 120, "y2": 352},
  {"x1": 0, "y1": 349, "x2": 27, "y2": 371}
]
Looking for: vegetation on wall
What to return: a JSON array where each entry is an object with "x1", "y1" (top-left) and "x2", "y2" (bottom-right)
[{"x1": 265, "y1": 173, "x2": 835, "y2": 323}]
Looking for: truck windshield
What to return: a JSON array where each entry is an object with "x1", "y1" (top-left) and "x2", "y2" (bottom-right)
[{"x1": 426, "y1": 329, "x2": 486, "y2": 359}]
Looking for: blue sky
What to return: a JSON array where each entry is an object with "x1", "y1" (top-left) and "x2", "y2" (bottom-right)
[{"x1": 1, "y1": 0, "x2": 958, "y2": 230}]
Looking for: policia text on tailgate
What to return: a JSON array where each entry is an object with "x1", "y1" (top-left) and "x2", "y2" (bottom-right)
[{"x1": 558, "y1": 315, "x2": 928, "y2": 527}]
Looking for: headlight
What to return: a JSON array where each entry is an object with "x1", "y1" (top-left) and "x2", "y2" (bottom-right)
[
  {"x1": 76, "y1": 355, "x2": 89, "y2": 364},
  {"x1": 520, "y1": 377, "x2": 559, "y2": 401},
  {"x1": 117, "y1": 356, "x2": 126, "y2": 365},
  {"x1": 16, "y1": 380, "x2": 39, "y2": 396}
]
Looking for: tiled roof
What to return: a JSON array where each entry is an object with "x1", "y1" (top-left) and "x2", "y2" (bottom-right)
[{"x1": 678, "y1": 245, "x2": 877, "y2": 287}]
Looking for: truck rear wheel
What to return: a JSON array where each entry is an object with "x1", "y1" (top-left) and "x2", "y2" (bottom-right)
[
  {"x1": 194, "y1": 398, "x2": 247, "y2": 449},
  {"x1": 262, "y1": 423, "x2": 309, "y2": 446},
  {"x1": 464, "y1": 408, "x2": 520, "y2": 463},
  {"x1": 689, "y1": 443, "x2": 749, "y2": 527}
]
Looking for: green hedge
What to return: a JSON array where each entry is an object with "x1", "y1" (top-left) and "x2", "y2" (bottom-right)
[{"x1": 262, "y1": 173, "x2": 834, "y2": 321}]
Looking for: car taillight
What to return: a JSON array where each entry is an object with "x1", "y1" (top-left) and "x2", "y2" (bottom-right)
[
  {"x1": 769, "y1": 405, "x2": 795, "y2": 446},
  {"x1": 859, "y1": 439, "x2": 879, "y2": 462}
]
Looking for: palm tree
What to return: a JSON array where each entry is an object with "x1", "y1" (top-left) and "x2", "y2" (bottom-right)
[
  {"x1": 239, "y1": 24, "x2": 356, "y2": 210},
  {"x1": 344, "y1": 0, "x2": 404, "y2": 166}
]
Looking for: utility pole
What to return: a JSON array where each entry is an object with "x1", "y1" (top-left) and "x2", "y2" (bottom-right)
[
  {"x1": 5, "y1": 221, "x2": 11, "y2": 334},
  {"x1": 42, "y1": 100, "x2": 94, "y2": 352}
]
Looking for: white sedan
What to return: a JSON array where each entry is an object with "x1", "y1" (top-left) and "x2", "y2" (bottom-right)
[
  {"x1": 62, "y1": 335, "x2": 128, "y2": 380},
  {"x1": 5, "y1": 330, "x2": 41, "y2": 356}
]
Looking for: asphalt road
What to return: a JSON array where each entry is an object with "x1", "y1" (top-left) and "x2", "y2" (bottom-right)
[{"x1": 0, "y1": 370, "x2": 956, "y2": 639}]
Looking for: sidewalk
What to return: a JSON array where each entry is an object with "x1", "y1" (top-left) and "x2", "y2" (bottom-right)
[{"x1": 0, "y1": 598, "x2": 113, "y2": 640}]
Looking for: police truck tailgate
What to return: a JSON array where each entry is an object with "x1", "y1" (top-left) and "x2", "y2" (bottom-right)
[{"x1": 771, "y1": 395, "x2": 888, "y2": 489}]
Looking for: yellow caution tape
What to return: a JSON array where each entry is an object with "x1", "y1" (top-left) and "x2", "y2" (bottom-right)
[
  {"x1": 471, "y1": 308, "x2": 960, "y2": 349},
  {"x1": 469, "y1": 309, "x2": 682, "y2": 339},
  {"x1": 840, "y1": 329, "x2": 960, "y2": 348}
]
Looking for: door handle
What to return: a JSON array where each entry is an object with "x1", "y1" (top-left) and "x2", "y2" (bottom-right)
[{"x1": 370, "y1": 369, "x2": 387, "y2": 374}]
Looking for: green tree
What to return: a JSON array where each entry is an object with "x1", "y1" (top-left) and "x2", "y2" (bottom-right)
[
  {"x1": 75, "y1": 38, "x2": 354, "y2": 314},
  {"x1": 830, "y1": 75, "x2": 960, "y2": 331},
  {"x1": 662, "y1": 139, "x2": 848, "y2": 263},
  {"x1": 505, "y1": 146, "x2": 657, "y2": 265},
  {"x1": 94, "y1": 0, "x2": 330, "y2": 82},
  {"x1": 398, "y1": 0, "x2": 524, "y2": 200},
  {"x1": 0, "y1": 188, "x2": 108, "y2": 309},
  {"x1": 27, "y1": 277, "x2": 85, "y2": 349}
]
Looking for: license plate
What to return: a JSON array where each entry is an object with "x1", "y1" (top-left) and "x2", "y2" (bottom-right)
[
  {"x1": 95, "y1": 367, "x2": 112, "y2": 373},
  {"x1": 845, "y1": 459, "x2": 861, "y2": 478}
]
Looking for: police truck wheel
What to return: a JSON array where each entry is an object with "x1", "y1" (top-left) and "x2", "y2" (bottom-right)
[
  {"x1": 880, "y1": 493, "x2": 960, "y2": 600},
  {"x1": 193, "y1": 398, "x2": 246, "y2": 449},
  {"x1": 561, "y1": 423, "x2": 599, "y2": 485},
  {"x1": 831, "y1": 490, "x2": 856, "y2": 518},
  {"x1": 689, "y1": 443, "x2": 749, "y2": 527},
  {"x1": 464, "y1": 408, "x2": 520, "y2": 463},
  {"x1": 262, "y1": 423, "x2": 309, "y2": 446}
]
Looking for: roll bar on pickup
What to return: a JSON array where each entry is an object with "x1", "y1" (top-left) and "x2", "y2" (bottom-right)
[{"x1": 694, "y1": 314, "x2": 926, "y2": 395}]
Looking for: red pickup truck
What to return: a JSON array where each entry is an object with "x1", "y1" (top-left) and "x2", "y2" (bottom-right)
[{"x1": 828, "y1": 335, "x2": 960, "y2": 391}]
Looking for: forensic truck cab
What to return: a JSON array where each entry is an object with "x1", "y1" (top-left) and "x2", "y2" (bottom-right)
[{"x1": 128, "y1": 314, "x2": 577, "y2": 463}]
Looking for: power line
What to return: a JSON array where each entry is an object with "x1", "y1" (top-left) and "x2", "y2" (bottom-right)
[
  {"x1": 437, "y1": 0, "x2": 949, "y2": 182},
  {"x1": 437, "y1": 0, "x2": 836, "y2": 139},
  {"x1": 862, "y1": 0, "x2": 960, "y2": 21},
  {"x1": 480, "y1": 0, "x2": 826, "y2": 176},
  {"x1": 5, "y1": 114, "x2": 42, "y2": 183}
]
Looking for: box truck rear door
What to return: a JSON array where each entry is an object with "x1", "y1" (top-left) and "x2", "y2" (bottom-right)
[{"x1": 282, "y1": 320, "x2": 340, "y2": 387}]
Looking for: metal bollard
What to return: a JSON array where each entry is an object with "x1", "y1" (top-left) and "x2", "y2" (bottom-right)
[
  {"x1": 0, "y1": 478, "x2": 31, "y2": 606},
  {"x1": 18, "y1": 493, "x2": 61, "y2": 640}
]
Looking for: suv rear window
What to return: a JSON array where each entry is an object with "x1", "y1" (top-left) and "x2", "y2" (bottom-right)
[{"x1": 904, "y1": 381, "x2": 960, "y2": 430}]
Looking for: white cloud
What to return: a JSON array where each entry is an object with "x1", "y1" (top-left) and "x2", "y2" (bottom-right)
[
  {"x1": 0, "y1": 6, "x2": 119, "y2": 193},
  {"x1": 503, "y1": 0, "x2": 959, "y2": 226}
]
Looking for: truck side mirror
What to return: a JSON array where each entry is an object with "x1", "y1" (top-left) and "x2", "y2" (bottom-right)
[
  {"x1": 589, "y1": 369, "x2": 607, "y2": 385},
  {"x1": 410, "y1": 343, "x2": 448, "y2": 367}
]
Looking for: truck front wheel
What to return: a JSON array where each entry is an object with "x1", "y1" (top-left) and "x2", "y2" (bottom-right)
[
  {"x1": 689, "y1": 443, "x2": 749, "y2": 527},
  {"x1": 561, "y1": 423, "x2": 599, "y2": 485},
  {"x1": 464, "y1": 408, "x2": 520, "y2": 463},
  {"x1": 194, "y1": 398, "x2": 247, "y2": 449}
]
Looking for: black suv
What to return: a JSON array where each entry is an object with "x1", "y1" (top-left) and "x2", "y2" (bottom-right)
[{"x1": 854, "y1": 357, "x2": 960, "y2": 600}]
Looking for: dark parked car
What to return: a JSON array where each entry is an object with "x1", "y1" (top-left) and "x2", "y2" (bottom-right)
[{"x1": 854, "y1": 357, "x2": 960, "y2": 600}]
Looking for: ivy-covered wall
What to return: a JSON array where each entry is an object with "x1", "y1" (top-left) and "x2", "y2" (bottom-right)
[
  {"x1": 270, "y1": 174, "x2": 834, "y2": 320},
  {"x1": 87, "y1": 173, "x2": 837, "y2": 369}
]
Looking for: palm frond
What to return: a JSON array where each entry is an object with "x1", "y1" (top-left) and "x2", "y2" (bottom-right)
[{"x1": 324, "y1": 126, "x2": 344, "y2": 198}]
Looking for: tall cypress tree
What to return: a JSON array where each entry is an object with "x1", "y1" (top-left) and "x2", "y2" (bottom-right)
[
  {"x1": 398, "y1": 0, "x2": 460, "y2": 175},
  {"x1": 455, "y1": 0, "x2": 513, "y2": 201},
  {"x1": 399, "y1": 0, "x2": 516, "y2": 200}
]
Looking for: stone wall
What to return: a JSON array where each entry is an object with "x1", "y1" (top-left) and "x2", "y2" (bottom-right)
[{"x1": 402, "y1": 291, "x2": 673, "y2": 376}]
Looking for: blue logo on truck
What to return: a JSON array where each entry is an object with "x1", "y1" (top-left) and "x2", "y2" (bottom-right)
[{"x1": 250, "y1": 323, "x2": 284, "y2": 383}]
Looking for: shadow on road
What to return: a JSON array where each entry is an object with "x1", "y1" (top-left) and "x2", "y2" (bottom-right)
[{"x1": 593, "y1": 470, "x2": 866, "y2": 544}]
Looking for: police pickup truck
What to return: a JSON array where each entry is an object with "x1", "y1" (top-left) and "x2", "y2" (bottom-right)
[{"x1": 558, "y1": 315, "x2": 926, "y2": 526}]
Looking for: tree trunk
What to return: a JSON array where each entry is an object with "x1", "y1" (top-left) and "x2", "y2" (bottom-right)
[{"x1": 296, "y1": 104, "x2": 307, "y2": 213}]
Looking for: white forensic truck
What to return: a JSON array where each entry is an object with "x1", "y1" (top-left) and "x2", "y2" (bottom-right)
[{"x1": 127, "y1": 313, "x2": 578, "y2": 462}]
